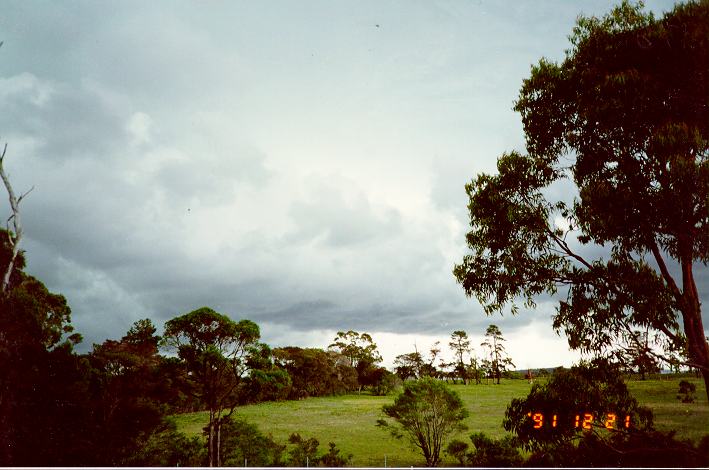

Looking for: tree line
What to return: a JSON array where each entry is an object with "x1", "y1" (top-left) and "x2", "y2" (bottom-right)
[{"x1": 393, "y1": 325, "x2": 515, "y2": 385}]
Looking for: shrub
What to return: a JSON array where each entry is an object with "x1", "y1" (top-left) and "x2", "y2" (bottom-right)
[
  {"x1": 677, "y1": 380, "x2": 696, "y2": 403},
  {"x1": 445, "y1": 433, "x2": 523, "y2": 467},
  {"x1": 219, "y1": 417, "x2": 285, "y2": 467}
]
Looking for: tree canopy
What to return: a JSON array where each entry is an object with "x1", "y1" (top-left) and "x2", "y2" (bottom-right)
[
  {"x1": 162, "y1": 307, "x2": 261, "y2": 467},
  {"x1": 454, "y1": 0, "x2": 709, "y2": 397}
]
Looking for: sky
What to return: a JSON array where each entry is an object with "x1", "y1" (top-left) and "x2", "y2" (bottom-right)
[{"x1": 0, "y1": 0, "x2": 699, "y2": 369}]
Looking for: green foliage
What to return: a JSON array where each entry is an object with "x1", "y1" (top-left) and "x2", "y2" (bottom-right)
[
  {"x1": 445, "y1": 433, "x2": 523, "y2": 467},
  {"x1": 444, "y1": 439, "x2": 469, "y2": 466},
  {"x1": 287, "y1": 433, "x2": 320, "y2": 466},
  {"x1": 381, "y1": 378, "x2": 469, "y2": 466},
  {"x1": 273, "y1": 347, "x2": 358, "y2": 398},
  {"x1": 505, "y1": 362, "x2": 709, "y2": 466},
  {"x1": 526, "y1": 429, "x2": 709, "y2": 467},
  {"x1": 175, "y1": 377, "x2": 708, "y2": 466},
  {"x1": 481, "y1": 325, "x2": 514, "y2": 384},
  {"x1": 449, "y1": 331, "x2": 471, "y2": 384},
  {"x1": 219, "y1": 417, "x2": 285, "y2": 467},
  {"x1": 128, "y1": 419, "x2": 205, "y2": 466},
  {"x1": 162, "y1": 307, "x2": 263, "y2": 466},
  {"x1": 467, "y1": 432, "x2": 523, "y2": 467},
  {"x1": 318, "y1": 442, "x2": 352, "y2": 467},
  {"x1": 328, "y1": 330, "x2": 382, "y2": 368},
  {"x1": 678, "y1": 380, "x2": 697, "y2": 403},
  {"x1": 370, "y1": 369, "x2": 401, "y2": 396},
  {"x1": 394, "y1": 351, "x2": 424, "y2": 380},
  {"x1": 454, "y1": 0, "x2": 709, "y2": 397},
  {"x1": 287, "y1": 433, "x2": 351, "y2": 467},
  {"x1": 504, "y1": 361, "x2": 653, "y2": 450}
]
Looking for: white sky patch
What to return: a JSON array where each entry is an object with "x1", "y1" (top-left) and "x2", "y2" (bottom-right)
[
  {"x1": 553, "y1": 215, "x2": 572, "y2": 233},
  {"x1": 0, "y1": 72, "x2": 54, "y2": 106},
  {"x1": 504, "y1": 319, "x2": 583, "y2": 370},
  {"x1": 126, "y1": 111, "x2": 153, "y2": 146}
]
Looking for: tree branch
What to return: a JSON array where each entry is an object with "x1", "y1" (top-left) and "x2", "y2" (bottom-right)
[
  {"x1": 542, "y1": 221, "x2": 595, "y2": 270},
  {"x1": 650, "y1": 240, "x2": 682, "y2": 300}
]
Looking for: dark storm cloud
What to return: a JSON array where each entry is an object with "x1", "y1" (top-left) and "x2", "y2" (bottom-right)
[{"x1": 0, "y1": 0, "x2": 694, "y2": 364}]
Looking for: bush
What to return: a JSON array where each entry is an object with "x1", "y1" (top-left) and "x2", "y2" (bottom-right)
[
  {"x1": 128, "y1": 419, "x2": 205, "y2": 466},
  {"x1": 445, "y1": 433, "x2": 523, "y2": 467},
  {"x1": 677, "y1": 380, "x2": 696, "y2": 403},
  {"x1": 371, "y1": 370, "x2": 401, "y2": 396},
  {"x1": 219, "y1": 417, "x2": 285, "y2": 467},
  {"x1": 444, "y1": 439, "x2": 469, "y2": 465},
  {"x1": 468, "y1": 432, "x2": 523, "y2": 466},
  {"x1": 287, "y1": 433, "x2": 351, "y2": 467}
]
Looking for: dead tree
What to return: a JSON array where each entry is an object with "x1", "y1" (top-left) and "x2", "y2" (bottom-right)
[{"x1": 0, "y1": 143, "x2": 33, "y2": 294}]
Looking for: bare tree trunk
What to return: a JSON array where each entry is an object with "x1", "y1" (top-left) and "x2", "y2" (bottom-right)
[{"x1": 0, "y1": 144, "x2": 33, "y2": 295}]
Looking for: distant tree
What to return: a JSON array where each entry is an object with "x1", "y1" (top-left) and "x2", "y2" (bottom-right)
[
  {"x1": 379, "y1": 378, "x2": 469, "y2": 467},
  {"x1": 616, "y1": 328, "x2": 660, "y2": 380},
  {"x1": 162, "y1": 307, "x2": 261, "y2": 467},
  {"x1": 273, "y1": 347, "x2": 357, "y2": 398},
  {"x1": 394, "y1": 351, "x2": 424, "y2": 380},
  {"x1": 449, "y1": 331, "x2": 472, "y2": 384},
  {"x1": 424, "y1": 341, "x2": 442, "y2": 378},
  {"x1": 467, "y1": 356, "x2": 483, "y2": 384},
  {"x1": 453, "y1": 1, "x2": 709, "y2": 399},
  {"x1": 328, "y1": 330, "x2": 382, "y2": 368},
  {"x1": 481, "y1": 325, "x2": 514, "y2": 384},
  {"x1": 395, "y1": 343, "x2": 442, "y2": 381},
  {"x1": 328, "y1": 330, "x2": 382, "y2": 390}
]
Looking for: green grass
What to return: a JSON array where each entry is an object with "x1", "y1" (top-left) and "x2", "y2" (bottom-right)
[
  {"x1": 173, "y1": 377, "x2": 708, "y2": 467},
  {"x1": 626, "y1": 376, "x2": 709, "y2": 443}
]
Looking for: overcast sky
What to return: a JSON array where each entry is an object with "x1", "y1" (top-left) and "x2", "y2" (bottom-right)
[{"x1": 1, "y1": 0, "x2": 699, "y2": 368}]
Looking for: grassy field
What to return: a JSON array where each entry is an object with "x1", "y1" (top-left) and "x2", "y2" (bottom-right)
[{"x1": 174, "y1": 376, "x2": 708, "y2": 467}]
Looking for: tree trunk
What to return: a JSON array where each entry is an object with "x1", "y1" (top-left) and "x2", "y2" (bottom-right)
[
  {"x1": 216, "y1": 421, "x2": 221, "y2": 467},
  {"x1": 208, "y1": 412, "x2": 215, "y2": 467},
  {"x1": 680, "y1": 257, "x2": 709, "y2": 402}
]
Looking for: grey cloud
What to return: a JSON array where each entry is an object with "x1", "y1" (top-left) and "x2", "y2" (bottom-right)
[{"x1": 287, "y1": 185, "x2": 402, "y2": 247}]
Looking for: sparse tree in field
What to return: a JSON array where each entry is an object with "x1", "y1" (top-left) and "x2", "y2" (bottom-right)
[
  {"x1": 162, "y1": 307, "x2": 261, "y2": 467},
  {"x1": 394, "y1": 342, "x2": 443, "y2": 381},
  {"x1": 453, "y1": 1, "x2": 709, "y2": 399},
  {"x1": 481, "y1": 325, "x2": 514, "y2": 384},
  {"x1": 378, "y1": 378, "x2": 469, "y2": 467},
  {"x1": 467, "y1": 356, "x2": 483, "y2": 384},
  {"x1": 394, "y1": 351, "x2": 424, "y2": 380},
  {"x1": 449, "y1": 330, "x2": 472, "y2": 384},
  {"x1": 423, "y1": 341, "x2": 442, "y2": 378}
]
